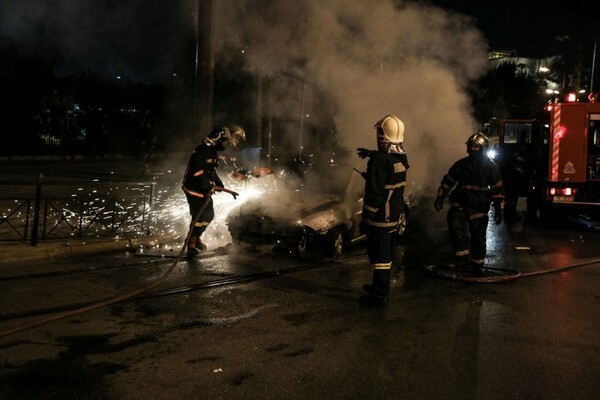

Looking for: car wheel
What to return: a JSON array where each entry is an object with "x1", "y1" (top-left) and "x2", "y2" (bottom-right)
[
  {"x1": 396, "y1": 211, "x2": 407, "y2": 237},
  {"x1": 296, "y1": 234, "x2": 309, "y2": 257},
  {"x1": 325, "y1": 227, "x2": 344, "y2": 258}
]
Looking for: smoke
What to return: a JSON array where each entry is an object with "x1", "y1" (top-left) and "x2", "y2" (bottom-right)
[{"x1": 216, "y1": 0, "x2": 490, "y2": 196}]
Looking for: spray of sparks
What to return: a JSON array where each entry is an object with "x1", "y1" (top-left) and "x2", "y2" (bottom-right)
[
  {"x1": 151, "y1": 175, "x2": 274, "y2": 250},
  {"x1": 0, "y1": 174, "x2": 271, "y2": 246}
]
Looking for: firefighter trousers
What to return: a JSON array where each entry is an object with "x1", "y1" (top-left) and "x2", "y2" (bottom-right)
[
  {"x1": 366, "y1": 226, "x2": 395, "y2": 296},
  {"x1": 447, "y1": 206, "x2": 488, "y2": 268},
  {"x1": 185, "y1": 193, "x2": 215, "y2": 238}
]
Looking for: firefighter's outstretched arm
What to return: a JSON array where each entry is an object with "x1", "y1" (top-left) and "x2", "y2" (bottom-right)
[
  {"x1": 214, "y1": 185, "x2": 239, "y2": 199},
  {"x1": 356, "y1": 148, "x2": 374, "y2": 159}
]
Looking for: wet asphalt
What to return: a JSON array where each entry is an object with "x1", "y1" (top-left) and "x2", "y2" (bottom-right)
[{"x1": 1, "y1": 200, "x2": 599, "y2": 400}]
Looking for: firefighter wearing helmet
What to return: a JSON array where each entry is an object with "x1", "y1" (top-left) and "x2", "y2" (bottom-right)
[
  {"x1": 434, "y1": 132, "x2": 505, "y2": 275},
  {"x1": 358, "y1": 114, "x2": 409, "y2": 303},
  {"x1": 182, "y1": 125, "x2": 242, "y2": 257},
  {"x1": 220, "y1": 124, "x2": 247, "y2": 177}
]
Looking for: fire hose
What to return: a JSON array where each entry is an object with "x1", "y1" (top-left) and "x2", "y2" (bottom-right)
[
  {"x1": 0, "y1": 185, "x2": 238, "y2": 338},
  {"x1": 423, "y1": 257, "x2": 600, "y2": 283}
]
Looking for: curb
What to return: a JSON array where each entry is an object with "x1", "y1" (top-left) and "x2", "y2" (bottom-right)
[{"x1": 0, "y1": 235, "x2": 179, "y2": 265}]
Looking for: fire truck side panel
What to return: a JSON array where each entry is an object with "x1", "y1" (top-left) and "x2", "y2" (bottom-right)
[{"x1": 550, "y1": 103, "x2": 587, "y2": 183}]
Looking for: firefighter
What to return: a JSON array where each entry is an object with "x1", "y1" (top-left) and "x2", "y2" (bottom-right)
[
  {"x1": 182, "y1": 125, "x2": 243, "y2": 257},
  {"x1": 434, "y1": 132, "x2": 504, "y2": 275},
  {"x1": 359, "y1": 114, "x2": 409, "y2": 303},
  {"x1": 220, "y1": 125, "x2": 247, "y2": 179},
  {"x1": 503, "y1": 145, "x2": 528, "y2": 223}
]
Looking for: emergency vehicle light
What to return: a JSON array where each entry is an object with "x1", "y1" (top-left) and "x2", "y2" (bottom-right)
[
  {"x1": 565, "y1": 92, "x2": 577, "y2": 102},
  {"x1": 549, "y1": 187, "x2": 576, "y2": 196}
]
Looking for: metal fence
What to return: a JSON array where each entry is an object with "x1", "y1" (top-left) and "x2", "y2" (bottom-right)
[{"x1": 0, "y1": 177, "x2": 158, "y2": 244}]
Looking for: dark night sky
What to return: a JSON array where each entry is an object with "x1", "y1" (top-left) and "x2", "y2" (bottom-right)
[
  {"x1": 429, "y1": 0, "x2": 598, "y2": 58},
  {"x1": 1, "y1": 0, "x2": 597, "y2": 82}
]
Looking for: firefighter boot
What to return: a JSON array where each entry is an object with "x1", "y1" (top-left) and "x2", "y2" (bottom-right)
[
  {"x1": 471, "y1": 260, "x2": 485, "y2": 276},
  {"x1": 187, "y1": 236, "x2": 199, "y2": 258},
  {"x1": 362, "y1": 269, "x2": 390, "y2": 303}
]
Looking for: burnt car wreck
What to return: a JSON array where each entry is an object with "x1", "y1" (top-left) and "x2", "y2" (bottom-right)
[{"x1": 226, "y1": 163, "x2": 408, "y2": 257}]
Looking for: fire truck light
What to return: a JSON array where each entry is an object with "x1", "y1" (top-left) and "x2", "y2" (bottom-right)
[
  {"x1": 565, "y1": 92, "x2": 577, "y2": 102},
  {"x1": 550, "y1": 188, "x2": 556, "y2": 195},
  {"x1": 555, "y1": 127, "x2": 566, "y2": 139},
  {"x1": 564, "y1": 188, "x2": 573, "y2": 196}
]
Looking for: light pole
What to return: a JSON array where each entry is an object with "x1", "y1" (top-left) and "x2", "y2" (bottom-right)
[
  {"x1": 591, "y1": 39, "x2": 597, "y2": 94},
  {"x1": 194, "y1": 0, "x2": 215, "y2": 136}
]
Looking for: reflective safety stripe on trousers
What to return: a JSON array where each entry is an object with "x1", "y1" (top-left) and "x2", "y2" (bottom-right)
[{"x1": 372, "y1": 262, "x2": 392, "y2": 270}]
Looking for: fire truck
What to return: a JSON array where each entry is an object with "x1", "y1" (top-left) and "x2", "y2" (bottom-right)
[{"x1": 490, "y1": 98, "x2": 600, "y2": 221}]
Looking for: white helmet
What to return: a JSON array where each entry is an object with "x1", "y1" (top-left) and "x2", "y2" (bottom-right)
[
  {"x1": 374, "y1": 115, "x2": 404, "y2": 144},
  {"x1": 228, "y1": 124, "x2": 246, "y2": 147}
]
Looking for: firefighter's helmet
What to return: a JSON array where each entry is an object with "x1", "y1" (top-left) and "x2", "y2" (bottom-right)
[
  {"x1": 374, "y1": 115, "x2": 404, "y2": 144},
  {"x1": 229, "y1": 125, "x2": 246, "y2": 146},
  {"x1": 466, "y1": 132, "x2": 489, "y2": 150},
  {"x1": 204, "y1": 125, "x2": 232, "y2": 146}
]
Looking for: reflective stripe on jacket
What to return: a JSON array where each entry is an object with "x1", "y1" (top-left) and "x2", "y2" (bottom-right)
[
  {"x1": 362, "y1": 151, "x2": 409, "y2": 228},
  {"x1": 182, "y1": 143, "x2": 224, "y2": 194},
  {"x1": 440, "y1": 154, "x2": 504, "y2": 213}
]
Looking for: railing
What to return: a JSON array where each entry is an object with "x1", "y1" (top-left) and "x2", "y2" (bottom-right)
[{"x1": 0, "y1": 175, "x2": 160, "y2": 245}]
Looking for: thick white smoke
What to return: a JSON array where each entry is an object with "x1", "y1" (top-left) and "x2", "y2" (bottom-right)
[{"x1": 216, "y1": 0, "x2": 491, "y2": 196}]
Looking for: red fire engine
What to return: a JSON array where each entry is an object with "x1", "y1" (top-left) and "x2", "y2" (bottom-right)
[{"x1": 490, "y1": 97, "x2": 600, "y2": 221}]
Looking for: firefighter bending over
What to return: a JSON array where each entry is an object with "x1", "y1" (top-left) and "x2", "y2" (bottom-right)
[
  {"x1": 359, "y1": 114, "x2": 409, "y2": 303},
  {"x1": 182, "y1": 125, "x2": 245, "y2": 257},
  {"x1": 434, "y1": 132, "x2": 504, "y2": 275}
]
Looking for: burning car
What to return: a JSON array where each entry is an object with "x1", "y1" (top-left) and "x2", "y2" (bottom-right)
[{"x1": 226, "y1": 162, "x2": 409, "y2": 257}]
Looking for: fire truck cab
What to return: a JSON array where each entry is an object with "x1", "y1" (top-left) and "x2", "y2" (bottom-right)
[{"x1": 492, "y1": 100, "x2": 600, "y2": 222}]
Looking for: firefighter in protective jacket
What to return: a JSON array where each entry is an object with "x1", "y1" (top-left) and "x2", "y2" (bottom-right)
[
  {"x1": 359, "y1": 114, "x2": 409, "y2": 302},
  {"x1": 182, "y1": 125, "x2": 244, "y2": 257},
  {"x1": 434, "y1": 132, "x2": 504, "y2": 274}
]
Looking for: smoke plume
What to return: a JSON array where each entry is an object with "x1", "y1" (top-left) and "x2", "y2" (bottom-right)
[{"x1": 216, "y1": 0, "x2": 490, "y2": 196}]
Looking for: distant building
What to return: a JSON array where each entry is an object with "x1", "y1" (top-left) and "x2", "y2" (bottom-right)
[{"x1": 488, "y1": 50, "x2": 563, "y2": 93}]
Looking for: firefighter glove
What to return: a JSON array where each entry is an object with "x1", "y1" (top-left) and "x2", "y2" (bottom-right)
[
  {"x1": 359, "y1": 218, "x2": 370, "y2": 235},
  {"x1": 493, "y1": 201, "x2": 504, "y2": 225},
  {"x1": 357, "y1": 148, "x2": 371, "y2": 159},
  {"x1": 434, "y1": 187, "x2": 447, "y2": 211},
  {"x1": 434, "y1": 196, "x2": 444, "y2": 211}
]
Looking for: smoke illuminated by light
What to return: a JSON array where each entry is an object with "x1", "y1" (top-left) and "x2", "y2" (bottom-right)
[{"x1": 219, "y1": 0, "x2": 490, "y2": 195}]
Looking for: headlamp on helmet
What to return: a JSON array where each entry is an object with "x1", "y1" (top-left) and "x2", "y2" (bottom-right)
[
  {"x1": 465, "y1": 132, "x2": 489, "y2": 150},
  {"x1": 204, "y1": 126, "x2": 232, "y2": 147},
  {"x1": 228, "y1": 125, "x2": 246, "y2": 147}
]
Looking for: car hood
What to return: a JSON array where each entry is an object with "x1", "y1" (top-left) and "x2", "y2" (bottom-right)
[{"x1": 228, "y1": 192, "x2": 353, "y2": 232}]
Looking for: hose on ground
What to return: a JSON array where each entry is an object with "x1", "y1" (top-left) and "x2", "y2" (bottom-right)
[
  {"x1": 424, "y1": 257, "x2": 600, "y2": 283},
  {"x1": 0, "y1": 189, "x2": 217, "y2": 338}
]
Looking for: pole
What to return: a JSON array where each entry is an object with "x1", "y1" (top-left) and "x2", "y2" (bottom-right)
[
  {"x1": 31, "y1": 173, "x2": 43, "y2": 246},
  {"x1": 267, "y1": 82, "x2": 273, "y2": 169},
  {"x1": 256, "y1": 74, "x2": 263, "y2": 148},
  {"x1": 591, "y1": 40, "x2": 597, "y2": 93},
  {"x1": 194, "y1": 0, "x2": 215, "y2": 136},
  {"x1": 299, "y1": 81, "x2": 305, "y2": 158}
]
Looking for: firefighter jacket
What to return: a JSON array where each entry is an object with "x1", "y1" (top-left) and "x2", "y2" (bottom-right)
[
  {"x1": 362, "y1": 151, "x2": 409, "y2": 229},
  {"x1": 440, "y1": 154, "x2": 504, "y2": 216},
  {"x1": 182, "y1": 143, "x2": 224, "y2": 198}
]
